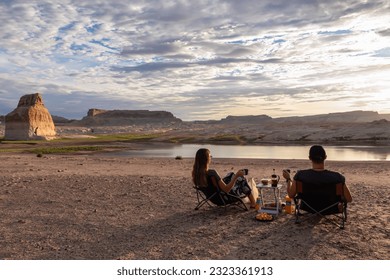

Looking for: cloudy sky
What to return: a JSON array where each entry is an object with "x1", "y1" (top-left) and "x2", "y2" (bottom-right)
[{"x1": 0, "y1": 0, "x2": 389, "y2": 121}]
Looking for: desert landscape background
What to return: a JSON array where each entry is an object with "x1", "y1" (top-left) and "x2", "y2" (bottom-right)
[{"x1": 2, "y1": 109, "x2": 390, "y2": 145}]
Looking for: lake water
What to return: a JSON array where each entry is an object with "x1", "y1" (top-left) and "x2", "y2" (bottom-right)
[{"x1": 111, "y1": 143, "x2": 390, "y2": 161}]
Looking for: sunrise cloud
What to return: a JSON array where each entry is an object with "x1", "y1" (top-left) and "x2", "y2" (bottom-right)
[{"x1": 0, "y1": 0, "x2": 389, "y2": 120}]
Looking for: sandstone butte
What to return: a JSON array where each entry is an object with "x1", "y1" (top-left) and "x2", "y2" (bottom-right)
[{"x1": 4, "y1": 93, "x2": 56, "y2": 140}]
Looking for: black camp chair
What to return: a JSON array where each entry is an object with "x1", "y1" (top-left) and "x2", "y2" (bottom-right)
[
  {"x1": 193, "y1": 184, "x2": 248, "y2": 211},
  {"x1": 294, "y1": 180, "x2": 348, "y2": 229}
]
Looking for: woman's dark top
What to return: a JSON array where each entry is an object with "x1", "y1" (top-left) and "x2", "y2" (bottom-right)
[
  {"x1": 206, "y1": 169, "x2": 221, "y2": 187},
  {"x1": 205, "y1": 169, "x2": 235, "y2": 205}
]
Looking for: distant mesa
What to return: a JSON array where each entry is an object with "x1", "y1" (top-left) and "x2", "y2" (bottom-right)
[
  {"x1": 220, "y1": 114, "x2": 272, "y2": 124},
  {"x1": 51, "y1": 115, "x2": 73, "y2": 124},
  {"x1": 276, "y1": 110, "x2": 389, "y2": 123},
  {"x1": 371, "y1": 119, "x2": 389, "y2": 125},
  {"x1": 76, "y1": 108, "x2": 182, "y2": 126},
  {"x1": 4, "y1": 93, "x2": 56, "y2": 140}
]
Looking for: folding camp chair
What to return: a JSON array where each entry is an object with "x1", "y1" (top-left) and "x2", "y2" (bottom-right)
[
  {"x1": 193, "y1": 185, "x2": 248, "y2": 211},
  {"x1": 294, "y1": 180, "x2": 348, "y2": 229}
]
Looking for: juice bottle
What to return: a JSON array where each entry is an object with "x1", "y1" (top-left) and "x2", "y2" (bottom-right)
[{"x1": 285, "y1": 195, "x2": 293, "y2": 214}]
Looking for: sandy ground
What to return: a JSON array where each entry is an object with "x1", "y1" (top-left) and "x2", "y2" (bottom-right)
[{"x1": 0, "y1": 153, "x2": 389, "y2": 260}]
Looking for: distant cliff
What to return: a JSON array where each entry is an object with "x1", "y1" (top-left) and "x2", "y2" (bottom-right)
[
  {"x1": 220, "y1": 114, "x2": 272, "y2": 124},
  {"x1": 275, "y1": 110, "x2": 390, "y2": 123},
  {"x1": 164, "y1": 110, "x2": 390, "y2": 144},
  {"x1": 76, "y1": 109, "x2": 182, "y2": 126}
]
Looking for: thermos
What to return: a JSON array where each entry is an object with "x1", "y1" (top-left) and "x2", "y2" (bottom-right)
[
  {"x1": 271, "y1": 169, "x2": 280, "y2": 187},
  {"x1": 255, "y1": 196, "x2": 262, "y2": 211}
]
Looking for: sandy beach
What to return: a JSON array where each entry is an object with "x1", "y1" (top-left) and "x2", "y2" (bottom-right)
[{"x1": 0, "y1": 153, "x2": 389, "y2": 260}]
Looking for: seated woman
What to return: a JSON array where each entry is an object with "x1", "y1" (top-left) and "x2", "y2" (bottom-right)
[{"x1": 192, "y1": 148, "x2": 257, "y2": 208}]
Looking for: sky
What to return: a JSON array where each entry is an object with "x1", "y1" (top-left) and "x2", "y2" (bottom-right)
[{"x1": 0, "y1": 0, "x2": 389, "y2": 121}]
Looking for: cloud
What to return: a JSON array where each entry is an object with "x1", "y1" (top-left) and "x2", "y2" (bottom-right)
[
  {"x1": 112, "y1": 61, "x2": 189, "y2": 73},
  {"x1": 111, "y1": 57, "x2": 282, "y2": 73},
  {"x1": 373, "y1": 47, "x2": 390, "y2": 57},
  {"x1": 0, "y1": 0, "x2": 389, "y2": 120},
  {"x1": 377, "y1": 28, "x2": 390, "y2": 36},
  {"x1": 121, "y1": 41, "x2": 182, "y2": 56}
]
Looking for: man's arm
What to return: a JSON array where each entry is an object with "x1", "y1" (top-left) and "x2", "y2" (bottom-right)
[
  {"x1": 283, "y1": 169, "x2": 297, "y2": 197},
  {"x1": 286, "y1": 179, "x2": 297, "y2": 198}
]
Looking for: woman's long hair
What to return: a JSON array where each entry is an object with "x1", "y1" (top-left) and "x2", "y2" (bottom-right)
[{"x1": 192, "y1": 148, "x2": 210, "y2": 186}]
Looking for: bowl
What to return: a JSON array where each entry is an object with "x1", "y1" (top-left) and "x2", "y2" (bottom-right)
[{"x1": 261, "y1": 178, "x2": 269, "y2": 185}]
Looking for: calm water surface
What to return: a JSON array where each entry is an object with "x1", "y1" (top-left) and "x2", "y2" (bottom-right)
[{"x1": 111, "y1": 144, "x2": 390, "y2": 161}]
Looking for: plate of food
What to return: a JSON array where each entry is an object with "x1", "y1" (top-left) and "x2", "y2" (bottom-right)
[{"x1": 255, "y1": 212, "x2": 274, "y2": 222}]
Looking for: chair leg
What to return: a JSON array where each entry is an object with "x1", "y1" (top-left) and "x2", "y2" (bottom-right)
[
  {"x1": 295, "y1": 201, "x2": 347, "y2": 229},
  {"x1": 224, "y1": 193, "x2": 248, "y2": 211},
  {"x1": 194, "y1": 191, "x2": 218, "y2": 210},
  {"x1": 238, "y1": 199, "x2": 249, "y2": 211},
  {"x1": 294, "y1": 199, "x2": 301, "y2": 224},
  {"x1": 194, "y1": 190, "x2": 212, "y2": 210},
  {"x1": 339, "y1": 203, "x2": 347, "y2": 229},
  {"x1": 295, "y1": 207, "x2": 301, "y2": 224},
  {"x1": 194, "y1": 188, "x2": 249, "y2": 212},
  {"x1": 195, "y1": 199, "x2": 208, "y2": 210}
]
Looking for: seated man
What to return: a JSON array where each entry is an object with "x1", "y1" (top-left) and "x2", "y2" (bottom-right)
[{"x1": 283, "y1": 145, "x2": 352, "y2": 210}]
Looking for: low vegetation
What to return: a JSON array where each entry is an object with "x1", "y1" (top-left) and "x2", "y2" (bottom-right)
[
  {"x1": 54, "y1": 133, "x2": 160, "y2": 142},
  {"x1": 168, "y1": 136, "x2": 197, "y2": 143},
  {"x1": 0, "y1": 133, "x2": 160, "y2": 154},
  {"x1": 29, "y1": 146, "x2": 104, "y2": 154},
  {"x1": 208, "y1": 134, "x2": 247, "y2": 143}
]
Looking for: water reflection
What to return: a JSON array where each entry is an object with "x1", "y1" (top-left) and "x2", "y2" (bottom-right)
[{"x1": 114, "y1": 144, "x2": 390, "y2": 161}]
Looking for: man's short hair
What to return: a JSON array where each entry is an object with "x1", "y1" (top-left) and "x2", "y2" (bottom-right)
[{"x1": 309, "y1": 145, "x2": 327, "y2": 163}]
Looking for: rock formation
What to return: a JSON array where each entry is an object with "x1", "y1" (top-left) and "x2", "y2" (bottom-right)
[
  {"x1": 220, "y1": 114, "x2": 272, "y2": 124},
  {"x1": 77, "y1": 108, "x2": 182, "y2": 126},
  {"x1": 4, "y1": 93, "x2": 56, "y2": 140}
]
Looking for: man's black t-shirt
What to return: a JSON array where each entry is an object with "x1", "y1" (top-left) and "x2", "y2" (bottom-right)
[
  {"x1": 294, "y1": 169, "x2": 345, "y2": 185},
  {"x1": 293, "y1": 169, "x2": 345, "y2": 214}
]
